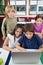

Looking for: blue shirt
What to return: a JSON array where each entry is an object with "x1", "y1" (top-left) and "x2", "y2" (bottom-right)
[{"x1": 18, "y1": 34, "x2": 43, "y2": 49}]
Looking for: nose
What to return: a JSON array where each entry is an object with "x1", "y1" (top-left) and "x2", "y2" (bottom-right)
[{"x1": 17, "y1": 32, "x2": 20, "y2": 35}]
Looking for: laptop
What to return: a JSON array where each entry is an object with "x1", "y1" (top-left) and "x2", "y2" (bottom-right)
[{"x1": 11, "y1": 49, "x2": 41, "y2": 64}]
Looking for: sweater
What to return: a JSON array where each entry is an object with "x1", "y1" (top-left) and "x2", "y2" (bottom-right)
[{"x1": 1, "y1": 17, "x2": 17, "y2": 37}]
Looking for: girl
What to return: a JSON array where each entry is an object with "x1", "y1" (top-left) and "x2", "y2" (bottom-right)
[
  {"x1": 2, "y1": 24, "x2": 23, "y2": 52},
  {"x1": 2, "y1": 24, "x2": 23, "y2": 65},
  {"x1": 33, "y1": 14, "x2": 43, "y2": 39},
  {"x1": 33, "y1": 15, "x2": 43, "y2": 64},
  {"x1": 1, "y1": 5, "x2": 17, "y2": 40}
]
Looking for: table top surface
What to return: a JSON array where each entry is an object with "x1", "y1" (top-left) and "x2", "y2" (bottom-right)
[{"x1": 0, "y1": 48, "x2": 42, "y2": 65}]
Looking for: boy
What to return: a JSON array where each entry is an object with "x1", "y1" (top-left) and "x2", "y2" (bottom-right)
[{"x1": 16, "y1": 24, "x2": 43, "y2": 51}]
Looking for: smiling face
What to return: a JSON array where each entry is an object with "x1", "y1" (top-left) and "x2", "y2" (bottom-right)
[
  {"x1": 15, "y1": 28, "x2": 23, "y2": 38},
  {"x1": 25, "y1": 31, "x2": 33, "y2": 39},
  {"x1": 7, "y1": 10, "x2": 15, "y2": 18},
  {"x1": 5, "y1": 6, "x2": 15, "y2": 18},
  {"x1": 36, "y1": 18, "x2": 42, "y2": 26}
]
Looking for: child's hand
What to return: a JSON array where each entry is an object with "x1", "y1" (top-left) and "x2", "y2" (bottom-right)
[
  {"x1": 37, "y1": 49, "x2": 43, "y2": 52},
  {"x1": 21, "y1": 49, "x2": 27, "y2": 52},
  {"x1": 38, "y1": 33, "x2": 42, "y2": 38},
  {"x1": 11, "y1": 49, "x2": 15, "y2": 52},
  {"x1": 2, "y1": 36, "x2": 6, "y2": 40}
]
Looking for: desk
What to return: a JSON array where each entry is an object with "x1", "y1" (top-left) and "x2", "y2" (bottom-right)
[
  {"x1": 9, "y1": 57, "x2": 42, "y2": 65},
  {"x1": 0, "y1": 48, "x2": 9, "y2": 65},
  {"x1": 0, "y1": 48, "x2": 42, "y2": 65}
]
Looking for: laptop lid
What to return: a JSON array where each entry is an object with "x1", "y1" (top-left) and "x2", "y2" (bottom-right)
[{"x1": 11, "y1": 49, "x2": 41, "y2": 64}]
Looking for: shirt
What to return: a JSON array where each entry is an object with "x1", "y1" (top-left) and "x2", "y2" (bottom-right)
[
  {"x1": 33, "y1": 23, "x2": 43, "y2": 32},
  {"x1": 7, "y1": 34, "x2": 21, "y2": 48},
  {"x1": 18, "y1": 34, "x2": 43, "y2": 49},
  {"x1": 1, "y1": 17, "x2": 17, "y2": 37}
]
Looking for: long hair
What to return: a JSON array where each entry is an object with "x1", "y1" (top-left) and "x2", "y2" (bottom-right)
[
  {"x1": 4, "y1": 5, "x2": 15, "y2": 17},
  {"x1": 11, "y1": 24, "x2": 24, "y2": 36}
]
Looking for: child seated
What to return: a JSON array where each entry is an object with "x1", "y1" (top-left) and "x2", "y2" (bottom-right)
[
  {"x1": 2, "y1": 24, "x2": 23, "y2": 52},
  {"x1": 33, "y1": 14, "x2": 43, "y2": 39},
  {"x1": 16, "y1": 24, "x2": 43, "y2": 51},
  {"x1": 2, "y1": 24, "x2": 23, "y2": 65}
]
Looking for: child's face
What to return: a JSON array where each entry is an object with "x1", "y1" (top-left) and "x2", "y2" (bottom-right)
[
  {"x1": 7, "y1": 10, "x2": 14, "y2": 18},
  {"x1": 15, "y1": 28, "x2": 22, "y2": 38},
  {"x1": 36, "y1": 18, "x2": 42, "y2": 26},
  {"x1": 25, "y1": 31, "x2": 33, "y2": 39}
]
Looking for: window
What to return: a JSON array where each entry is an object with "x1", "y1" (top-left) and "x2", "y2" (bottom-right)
[
  {"x1": 30, "y1": 0, "x2": 37, "y2": 14},
  {"x1": 30, "y1": 0, "x2": 43, "y2": 15},
  {"x1": 9, "y1": 0, "x2": 27, "y2": 15}
]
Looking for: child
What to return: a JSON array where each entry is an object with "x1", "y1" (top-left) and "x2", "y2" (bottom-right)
[
  {"x1": 2, "y1": 24, "x2": 23, "y2": 52},
  {"x1": 1, "y1": 5, "x2": 17, "y2": 40},
  {"x1": 16, "y1": 24, "x2": 43, "y2": 51},
  {"x1": 2, "y1": 25, "x2": 23, "y2": 65},
  {"x1": 33, "y1": 14, "x2": 43, "y2": 39}
]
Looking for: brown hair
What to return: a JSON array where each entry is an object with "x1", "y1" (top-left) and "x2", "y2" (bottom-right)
[
  {"x1": 5, "y1": 5, "x2": 15, "y2": 16},
  {"x1": 24, "y1": 24, "x2": 34, "y2": 33},
  {"x1": 35, "y1": 14, "x2": 42, "y2": 20},
  {"x1": 11, "y1": 24, "x2": 24, "y2": 35}
]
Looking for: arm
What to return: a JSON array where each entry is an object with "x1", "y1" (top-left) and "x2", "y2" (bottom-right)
[
  {"x1": 36, "y1": 35, "x2": 43, "y2": 52},
  {"x1": 37, "y1": 44, "x2": 43, "y2": 52},
  {"x1": 16, "y1": 42, "x2": 26, "y2": 51},
  {"x1": 41, "y1": 29, "x2": 43, "y2": 35},
  {"x1": 35, "y1": 29, "x2": 43, "y2": 39},
  {"x1": 35, "y1": 32, "x2": 42, "y2": 38},
  {"x1": 2, "y1": 37, "x2": 15, "y2": 52},
  {"x1": 1, "y1": 18, "x2": 6, "y2": 40},
  {"x1": 41, "y1": 24, "x2": 43, "y2": 38}
]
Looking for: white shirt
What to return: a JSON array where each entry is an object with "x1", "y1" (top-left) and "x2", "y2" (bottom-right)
[{"x1": 7, "y1": 34, "x2": 21, "y2": 48}]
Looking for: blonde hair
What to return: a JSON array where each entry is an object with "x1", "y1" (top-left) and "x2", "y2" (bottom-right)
[{"x1": 5, "y1": 5, "x2": 15, "y2": 16}]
